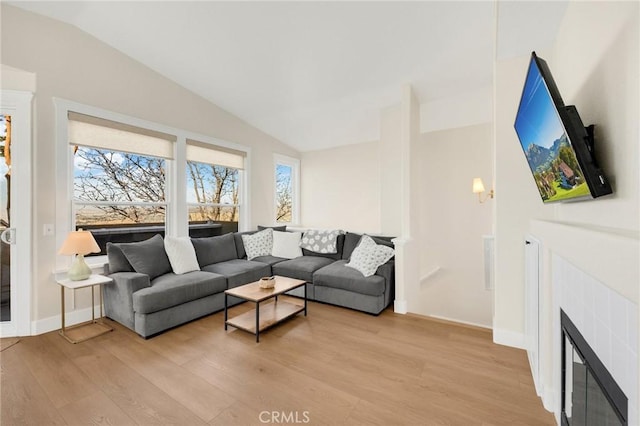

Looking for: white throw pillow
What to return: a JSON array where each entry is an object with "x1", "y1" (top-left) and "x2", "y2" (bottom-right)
[
  {"x1": 345, "y1": 235, "x2": 395, "y2": 277},
  {"x1": 242, "y1": 228, "x2": 273, "y2": 260},
  {"x1": 164, "y1": 237, "x2": 200, "y2": 275},
  {"x1": 271, "y1": 231, "x2": 302, "y2": 259}
]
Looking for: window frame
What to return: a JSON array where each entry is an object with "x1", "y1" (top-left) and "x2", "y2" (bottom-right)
[
  {"x1": 273, "y1": 153, "x2": 300, "y2": 226},
  {"x1": 55, "y1": 99, "x2": 251, "y2": 270}
]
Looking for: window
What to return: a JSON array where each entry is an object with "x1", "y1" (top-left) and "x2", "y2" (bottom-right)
[
  {"x1": 69, "y1": 112, "x2": 175, "y2": 255},
  {"x1": 186, "y1": 139, "x2": 245, "y2": 235},
  {"x1": 57, "y1": 102, "x2": 250, "y2": 266},
  {"x1": 274, "y1": 154, "x2": 300, "y2": 224},
  {"x1": 74, "y1": 147, "x2": 167, "y2": 227}
]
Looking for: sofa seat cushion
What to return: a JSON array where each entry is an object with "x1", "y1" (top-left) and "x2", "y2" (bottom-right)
[
  {"x1": 251, "y1": 255, "x2": 288, "y2": 266},
  {"x1": 133, "y1": 271, "x2": 226, "y2": 314},
  {"x1": 272, "y1": 256, "x2": 334, "y2": 282},
  {"x1": 313, "y1": 260, "x2": 386, "y2": 297},
  {"x1": 202, "y1": 259, "x2": 271, "y2": 288}
]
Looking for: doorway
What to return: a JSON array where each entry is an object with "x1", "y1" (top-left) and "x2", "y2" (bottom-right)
[
  {"x1": 0, "y1": 90, "x2": 33, "y2": 337},
  {"x1": 1, "y1": 114, "x2": 11, "y2": 321}
]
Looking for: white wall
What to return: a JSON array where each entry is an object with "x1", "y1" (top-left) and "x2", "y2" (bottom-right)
[
  {"x1": 552, "y1": 2, "x2": 639, "y2": 231},
  {"x1": 416, "y1": 123, "x2": 494, "y2": 327},
  {"x1": 493, "y1": 0, "x2": 639, "y2": 346},
  {"x1": 379, "y1": 104, "x2": 403, "y2": 237},
  {"x1": 420, "y1": 86, "x2": 493, "y2": 134},
  {"x1": 0, "y1": 5, "x2": 299, "y2": 325},
  {"x1": 300, "y1": 141, "x2": 381, "y2": 233},
  {"x1": 493, "y1": 53, "x2": 555, "y2": 345},
  {"x1": 1, "y1": 64, "x2": 36, "y2": 92}
]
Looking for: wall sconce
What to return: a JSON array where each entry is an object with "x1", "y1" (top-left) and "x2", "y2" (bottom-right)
[{"x1": 472, "y1": 178, "x2": 494, "y2": 203}]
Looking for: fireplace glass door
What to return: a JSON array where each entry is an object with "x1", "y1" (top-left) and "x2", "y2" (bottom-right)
[{"x1": 562, "y1": 310, "x2": 627, "y2": 426}]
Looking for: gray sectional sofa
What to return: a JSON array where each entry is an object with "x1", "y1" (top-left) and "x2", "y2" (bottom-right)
[{"x1": 103, "y1": 230, "x2": 395, "y2": 338}]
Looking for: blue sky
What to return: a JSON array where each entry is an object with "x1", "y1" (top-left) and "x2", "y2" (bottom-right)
[{"x1": 514, "y1": 58, "x2": 566, "y2": 150}]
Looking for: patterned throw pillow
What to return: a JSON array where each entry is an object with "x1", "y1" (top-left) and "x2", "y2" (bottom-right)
[
  {"x1": 300, "y1": 229, "x2": 343, "y2": 254},
  {"x1": 345, "y1": 235, "x2": 395, "y2": 277},
  {"x1": 241, "y1": 228, "x2": 273, "y2": 260}
]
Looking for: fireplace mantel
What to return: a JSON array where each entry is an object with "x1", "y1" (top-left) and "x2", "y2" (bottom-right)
[{"x1": 531, "y1": 219, "x2": 639, "y2": 303}]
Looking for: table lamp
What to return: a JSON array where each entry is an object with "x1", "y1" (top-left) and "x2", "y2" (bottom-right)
[{"x1": 58, "y1": 229, "x2": 100, "y2": 281}]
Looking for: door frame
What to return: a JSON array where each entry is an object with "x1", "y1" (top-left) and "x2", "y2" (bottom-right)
[{"x1": 0, "y1": 90, "x2": 33, "y2": 337}]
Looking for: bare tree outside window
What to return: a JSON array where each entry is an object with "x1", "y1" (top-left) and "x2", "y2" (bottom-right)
[
  {"x1": 74, "y1": 147, "x2": 166, "y2": 226},
  {"x1": 275, "y1": 164, "x2": 292, "y2": 223},
  {"x1": 186, "y1": 161, "x2": 239, "y2": 223}
]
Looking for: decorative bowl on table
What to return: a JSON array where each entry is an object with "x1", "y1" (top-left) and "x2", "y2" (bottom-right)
[{"x1": 259, "y1": 276, "x2": 276, "y2": 289}]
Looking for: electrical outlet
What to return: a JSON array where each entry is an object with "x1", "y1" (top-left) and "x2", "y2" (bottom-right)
[{"x1": 43, "y1": 224, "x2": 54, "y2": 236}]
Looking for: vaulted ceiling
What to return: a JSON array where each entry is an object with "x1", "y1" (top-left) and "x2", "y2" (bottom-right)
[{"x1": 10, "y1": 1, "x2": 567, "y2": 152}]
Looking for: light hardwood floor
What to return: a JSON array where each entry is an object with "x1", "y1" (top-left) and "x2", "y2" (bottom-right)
[{"x1": 1, "y1": 298, "x2": 555, "y2": 425}]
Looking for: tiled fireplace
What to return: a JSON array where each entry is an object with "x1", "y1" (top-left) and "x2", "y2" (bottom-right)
[
  {"x1": 553, "y1": 253, "x2": 637, "y2": 425},
  {"x1": 530, "y1": 219, "x2": 638, "y2": 425}
]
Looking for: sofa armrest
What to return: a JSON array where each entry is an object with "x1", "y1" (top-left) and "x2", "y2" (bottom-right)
[
  {"x1": 376, "y1": 260, "x2": 395, "y2": 308},
  {"x1": 103, "y1": 272, "x2": 150, "y2": 331}
]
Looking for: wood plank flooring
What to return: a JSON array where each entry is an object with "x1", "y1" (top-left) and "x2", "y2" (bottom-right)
[{"x1": 1, "y1": 298, "x2": 555, "y2": 425}]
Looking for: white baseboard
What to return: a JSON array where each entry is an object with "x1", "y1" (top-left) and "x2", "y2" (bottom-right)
[
  {"x1": 543, "y1": 387, "x2": 559, "y2": 416},
  {"x1": 31, "y1": 305, "x2": 100, "y2": 336},
  {"x1": 0, "y1": 322, "x2": 17, "y2": 338},
  {"x1": 492, "y1": 328, "x2": 526, "y2": 349},
  {"x1": 394, "y1": 299, "x2": 407, "y2": 314},
  {"x1": 426, "y1": 314, "x2": 492, "y2": 330}
]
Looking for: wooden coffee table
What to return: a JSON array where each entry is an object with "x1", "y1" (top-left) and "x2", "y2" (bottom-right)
[{"x1": 224, "y1": 275, "x2": 307, "y2": 342}]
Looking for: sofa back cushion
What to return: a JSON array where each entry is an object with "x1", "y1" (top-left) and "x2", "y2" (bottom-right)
[
  {"x1": 302, "y1": 233, "x2": 345, "y2": 260},
  {"x1": 118, "y1": 234, "x2": 172, "y2": 280},
  {"x1": 106, "y1": 242, "x2": 134, "y2": 273},
  {"x1": 342, "y1": 232, "x2": 394, "y2": 261},
  {"x1": 258, "y1": 225, "x2": 287, "y2": 231},
  {"x1": 191, "y1": 233, "x2": 238, "y2": 267}
]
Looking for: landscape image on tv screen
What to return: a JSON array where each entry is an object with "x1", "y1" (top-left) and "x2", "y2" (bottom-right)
[{"x1": 514, "y1": 59, "x2": 590, "y2": 203}]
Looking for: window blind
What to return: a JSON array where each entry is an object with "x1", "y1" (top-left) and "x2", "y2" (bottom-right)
[
  {"x1": 186, "y1": 139, "x2": 245, "y2": 170},
  {"x1": 68, "y1": 112, "x2": 176, "y2": 159}
]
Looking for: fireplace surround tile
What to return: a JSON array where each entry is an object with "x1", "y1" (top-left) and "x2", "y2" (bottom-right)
[
  {"x1": 583, "y1": 310, "x2": 596, "y2": 349},
  {"x1": 593, "y1": 273, "x2": 611, "y2": 324},
  {"x1": 554, "y1": 253, "x2": 638, "y2": 426},
  {"x1": 628, "y1": 349, "x2": 638, "y2": 407},
  {"x1": 628, "y1": 300, "x2": 638, "y2": 354},
  {"x1": 594, "y1": 317, "x2": 612, "y2": 369},
  {"x1": 611, "y1": 290, "x2": 629, "y2": 342},
  {"x1": 583, "y1": 276, "x2": 594, "y2": 312}
]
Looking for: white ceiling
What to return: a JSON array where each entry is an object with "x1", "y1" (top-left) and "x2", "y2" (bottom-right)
[{"x1": 10, "y1": 1, "x2": 567, "y2": 152}]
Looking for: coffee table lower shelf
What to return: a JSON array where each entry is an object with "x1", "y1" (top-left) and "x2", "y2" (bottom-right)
[{"x1": 225, "y1": 300, "x2": 304, "y2": 341}]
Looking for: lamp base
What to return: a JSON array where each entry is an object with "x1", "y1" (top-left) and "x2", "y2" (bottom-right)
[{"x1": 68, "y1": 254, "x2": 92, "y2": 281}]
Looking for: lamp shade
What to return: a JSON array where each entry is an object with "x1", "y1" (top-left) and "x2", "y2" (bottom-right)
[
  {"x1": 58, "y1": 230, "x2": 100, "y2": 255},
  {"x1": 472, "y1": 178, "x2": 486, "y2": 194}
]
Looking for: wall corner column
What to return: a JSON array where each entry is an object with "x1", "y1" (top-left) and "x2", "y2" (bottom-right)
[{"x1": 381, "y1": 84, "x2": 421, "y2": 314}]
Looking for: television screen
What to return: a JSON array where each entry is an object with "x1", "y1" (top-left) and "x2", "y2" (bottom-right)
[{"x1": 514, "y1": 54, "x2": 591, "y2": 203}]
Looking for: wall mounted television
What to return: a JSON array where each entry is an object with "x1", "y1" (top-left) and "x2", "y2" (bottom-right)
[{"x1": 514, "y1": 52, "x2": 612, "y2": 203}]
